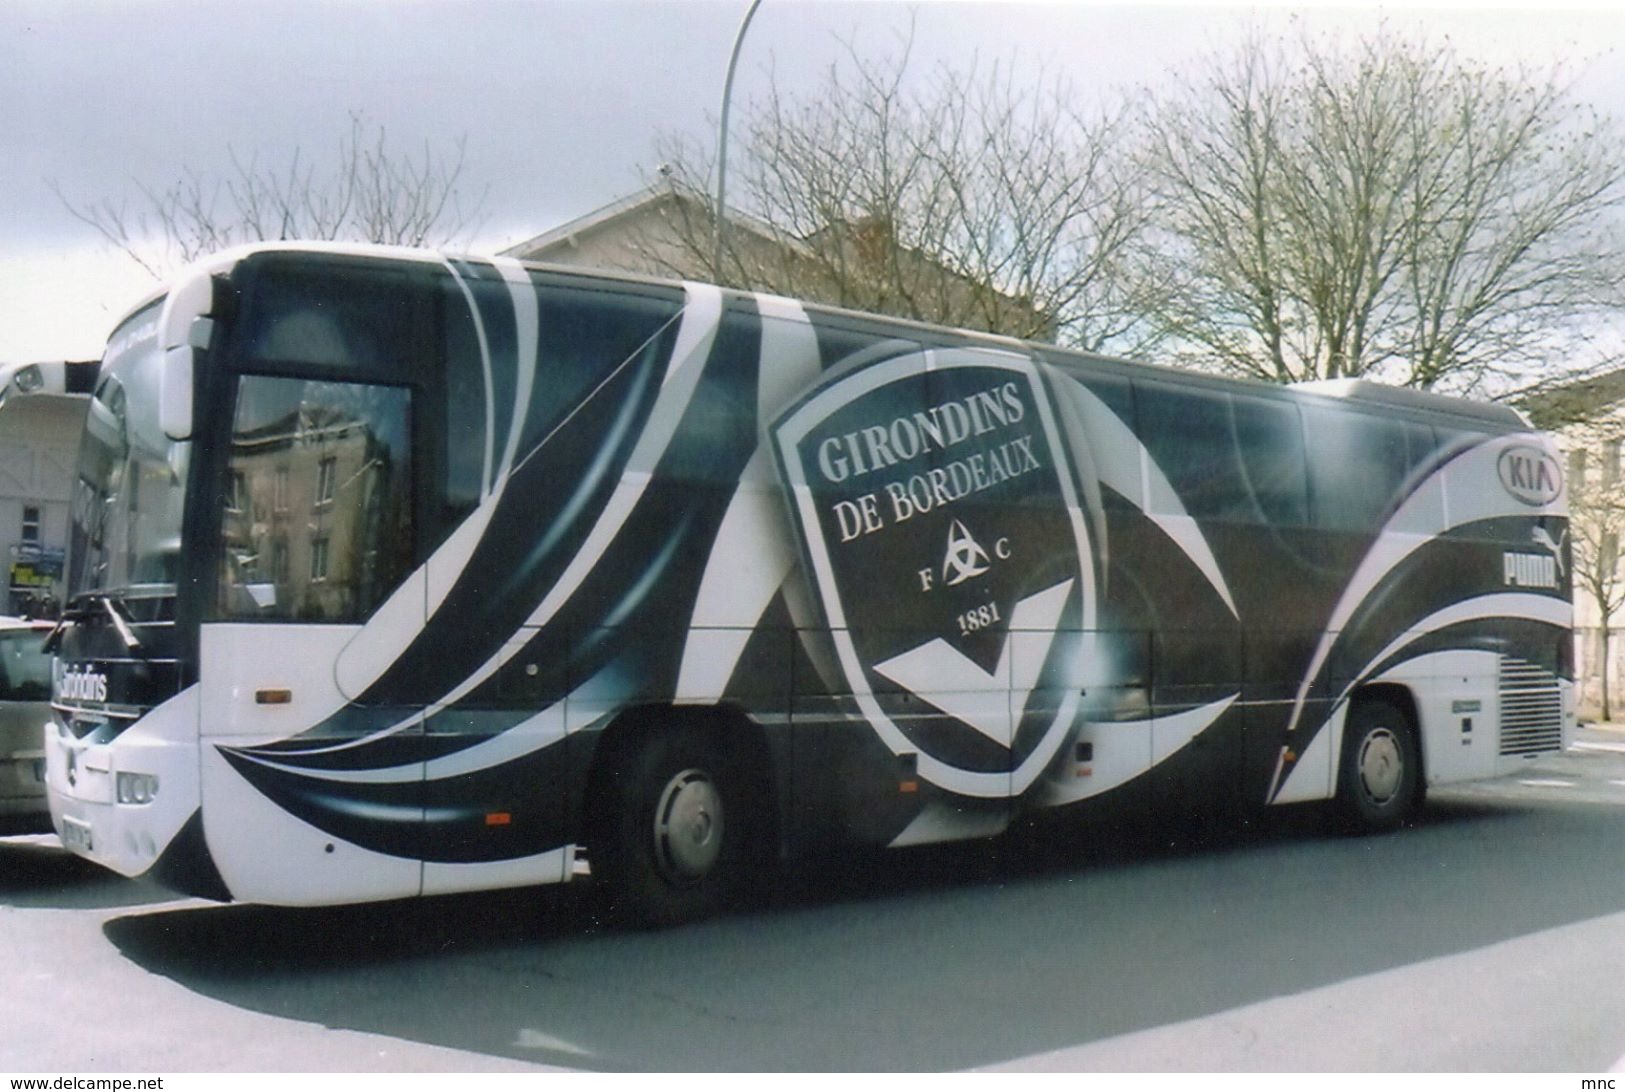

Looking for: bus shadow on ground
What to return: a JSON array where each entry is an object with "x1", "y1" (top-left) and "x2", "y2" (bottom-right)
[
  {"x1": 0, "y1": 835, "x2": 177, "y2": 911},
  {"x1": 101, "y1": 804, "x2": 1331, "y2": 976},
  {"x1": 99, "y1": 791, "x2": 1625, "y2": 1071}
]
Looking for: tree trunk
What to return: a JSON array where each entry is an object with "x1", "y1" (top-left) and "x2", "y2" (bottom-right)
[{"x1": 1602, "y1": 627, "x2": 1613, "y2": 723}]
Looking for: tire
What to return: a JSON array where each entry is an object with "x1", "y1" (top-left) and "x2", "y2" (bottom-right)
[
  {"x1": 1334, "y1": 697, "x2": 1422, "y2": 833},
  {"x1": 589, "y1": 722, "x2": 762, "y2": 928}
]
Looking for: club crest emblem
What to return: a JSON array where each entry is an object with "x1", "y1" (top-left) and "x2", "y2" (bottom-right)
[
  {"x1": 771, "y1": 347, "x2": 1098, "y2": 798},
  {"x1": 942, "y1": 520, "x2": 990, "y2": 586}
]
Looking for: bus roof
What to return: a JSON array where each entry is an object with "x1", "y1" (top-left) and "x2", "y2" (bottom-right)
[
  {"x1": 148, "y1": 242, "x2": 1536, "y2": 435},
  {"x1": 1289, "y1": 378, "x2": 1529, "y2": 430}
]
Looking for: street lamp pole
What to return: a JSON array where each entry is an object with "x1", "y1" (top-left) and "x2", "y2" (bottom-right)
[{"x1": 714, "y1": 0, "x2": 763, "y2": 280}]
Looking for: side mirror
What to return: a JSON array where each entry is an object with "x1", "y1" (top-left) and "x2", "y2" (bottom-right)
[
  {"x1": 160, "y1": 342, "x2": 195, "y2": 442},
  {"x1": 157, "y1": 266, "x2": 220, "y2": 442}
]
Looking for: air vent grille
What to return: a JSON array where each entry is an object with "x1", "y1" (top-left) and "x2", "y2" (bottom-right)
[{"x1": 1498, "y1": 657, "x2": 1563, "y2": 757}]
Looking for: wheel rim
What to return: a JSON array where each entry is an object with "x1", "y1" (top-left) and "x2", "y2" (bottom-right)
[
  {"x1": 1356, "y1": 728, "x2": 1404, "y2": 806},
  {"x1": 653, "y1": 768, "x2": 724, "y2": 883}
]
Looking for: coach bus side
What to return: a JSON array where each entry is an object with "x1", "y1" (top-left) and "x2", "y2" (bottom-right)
[{"x1": 46, "y1": 244, "x2": 1572, "y2": 925}]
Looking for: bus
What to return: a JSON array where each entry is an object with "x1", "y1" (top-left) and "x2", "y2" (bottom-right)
[{"x1": 44, "y1": 243, "x2": 1574, "y2": 925}]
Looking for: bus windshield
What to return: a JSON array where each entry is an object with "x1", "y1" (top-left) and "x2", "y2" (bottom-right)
[{"x1": 67, "y1": 300, "x2": 187, "y2": 607}]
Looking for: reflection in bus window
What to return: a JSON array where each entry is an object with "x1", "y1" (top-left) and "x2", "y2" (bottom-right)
[{"x1": 217, "y1": 375, "x2": 412, "y2": 623}]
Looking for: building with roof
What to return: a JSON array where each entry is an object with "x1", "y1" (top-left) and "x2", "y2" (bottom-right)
[
  {"x1": 0, "y1": 361, "x2": 96, "y2": 617},
  {"x1": 501, "y1": 185, "x2": 1054, "y2": 341},
  {"x1": 1520, "y1": 366, "x2": 1625, "y2": 719}
]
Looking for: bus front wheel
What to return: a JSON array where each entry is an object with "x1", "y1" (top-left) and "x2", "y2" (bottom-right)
[
  {"x1": 590, "y1": 723, "x2": 756, "y2": 927},
  {"x1": 1334, "y1": 697, "x2": 1422, "y2": 833}
]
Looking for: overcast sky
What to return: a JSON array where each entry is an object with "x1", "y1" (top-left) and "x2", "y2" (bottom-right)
[{"x1": 4, "y1": 0, "x2": 1625, "y2": 363}]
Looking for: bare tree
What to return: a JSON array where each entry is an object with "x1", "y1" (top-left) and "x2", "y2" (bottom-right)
[
  {"x1": 1568, "y1": 427, "x2": 1625, "y2": 718},
  {"x1": 53, "y1": 113, "x2": 486, "y2": 279},
  {"x1": 1137, "y1": 26, "x2": 1625, "y2": 393},
  {"x1": 645, "y1": 29, "x2": 1159, "y2": 353}
]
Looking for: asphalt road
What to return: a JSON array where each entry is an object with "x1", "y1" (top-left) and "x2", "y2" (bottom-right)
[{"x1": 3, "y1": 730, "x2": 1624, "y2": 1073}]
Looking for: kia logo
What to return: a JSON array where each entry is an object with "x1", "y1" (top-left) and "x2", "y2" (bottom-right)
[{"x1": 1497, "y1": 445, "x2": 1563, "y2": 507}]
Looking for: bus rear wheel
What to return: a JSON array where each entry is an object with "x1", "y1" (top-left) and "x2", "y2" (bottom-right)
[
  {"x1": 1334, "y1": 697, "x2": 1422, "y2": 833},
  {"x1": 590, "y1": 722, "x2": 758, "y2": 928}
]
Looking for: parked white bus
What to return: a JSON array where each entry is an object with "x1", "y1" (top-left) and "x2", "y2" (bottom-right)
[{"x1": 45, "y1": 244, "x2": 1574, "y2": 924}]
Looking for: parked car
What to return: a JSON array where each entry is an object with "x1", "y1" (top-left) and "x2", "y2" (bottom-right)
[{"x1": 0, "y1": 617, "x2": 54, "y2": 833}]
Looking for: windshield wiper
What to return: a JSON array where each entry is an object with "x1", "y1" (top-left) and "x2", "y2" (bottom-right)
[
  {"x1": 100, "y1": 596, "x2": 142, "y2": 650},
  {"x1": 42, "y1": 593, "x2": 143, "y2": 654}
]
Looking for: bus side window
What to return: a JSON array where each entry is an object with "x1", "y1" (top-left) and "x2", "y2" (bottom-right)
[
  {"x1": 1042, "y1": 361, "x2": 1141, "y2": 513},
  {"x1": 1302, "y1": 405, "x2": 1413, "y2": 532},
  {"x1": 1423, "y1": 421, "x2": 1489, "y2": 535},
  {"x1": 1136, "y1": 383, "x2": 1308, "y2": 528},
  {"x1": 257, "y1": 311, "x2": 351, "y2": 368},
  {"x1": 1229, "y1": 394, "x2": 1308, "y2": 528},
  {"x1": 1136, "y1": 382, "x2": 1244, "y2": 522},
  {"x1": 1401, "y1": 422, "x2": 1447, "y2": 528},
  {"x1": 216, "y1": 375, "x2": 414, "y2": 624},
  {"x1": 658, "y1": 303, "x2": 761, "y2": 487},
  {"x1": 524, "y1": 284, "x2": 685, "y2": 459},
  {"x1": 240, "y1": 261, "x2": 417, "y2": 372},
  {"x1": 438, "y1": 272, "x2": 488, "y2": 528}
]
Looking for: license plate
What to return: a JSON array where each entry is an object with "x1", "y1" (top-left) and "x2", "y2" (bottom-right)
[{"x1": 60, "y1": 816, "x2": 93, "y2": 854}]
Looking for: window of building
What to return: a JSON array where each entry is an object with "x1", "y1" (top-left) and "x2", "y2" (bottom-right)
[
  {"x1": 20, "y1": 506, "x2": 40, "y2": 545},
  {"x1": 1570, "y1": 449, "x2": 1589, "y2": 490},
  {"x1": 310, "y1": 537, "x2": 330, "y2": 583},
  {"x1": 226, "y1": 472, "x2": 247, "y2": 513},
  {"x1": 315, "y1": 457, "x2": 337, "y2": 505}
]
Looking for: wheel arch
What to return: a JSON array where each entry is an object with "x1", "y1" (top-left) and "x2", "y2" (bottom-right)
[
  {"x1": 579, "y1": 701, "x2": 782, "y2": 858},
  {"x1": 1347, "y1": 682, "x2": 1425, "y2": 785},
  {"x1": 1334, "y1": 682, "x2": 1427, "y2": 832}
]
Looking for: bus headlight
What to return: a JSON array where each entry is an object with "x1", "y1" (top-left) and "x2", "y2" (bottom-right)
[
  {"x1": 116, "y1": 772, "x2": 160, "y2": 805},
  {"x1": 13, "y1": 364, "x2": 44, "y2": 393}
]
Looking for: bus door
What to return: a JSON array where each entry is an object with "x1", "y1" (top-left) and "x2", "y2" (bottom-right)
[{"x1": 200, "y1": 266, "x2": 429, "y2": 904}]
